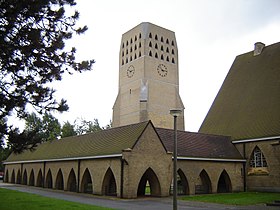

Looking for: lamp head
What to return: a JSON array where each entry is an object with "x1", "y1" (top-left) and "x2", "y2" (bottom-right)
[{"x1": 170, "y1": 109, "x2": 182, "y2": 117}]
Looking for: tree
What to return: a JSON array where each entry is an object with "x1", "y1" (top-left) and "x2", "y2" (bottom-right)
[
  {"x1": 61, "y1": 121, "x2": 76, "y2": 138},
  {"x1": 0, "y1": 0, "x2": 94, "y2": 151},
  {"x1": 74, "y1": 118, "x2": 103, "y2": 135}
]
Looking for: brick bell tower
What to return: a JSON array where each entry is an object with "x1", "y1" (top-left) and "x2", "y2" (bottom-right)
[{"x1": 112, "y1": 22, "x2": 185, "y2": 130}]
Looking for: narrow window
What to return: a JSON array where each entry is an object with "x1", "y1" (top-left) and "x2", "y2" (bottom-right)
[
  {"x1": 172, "y1": 58, "x2": 175, "y2": 64},
  {"x1": 130, "y1": 56, "x2": 132, "y2": 61},
  {"x1": 139, "y1": 33, "x2": 142, "y2": 39},
  {"x1": 135, "y1": 35, "x2": 137, "y2": 41},
  {"x1": 122, "y1": 43, "x2": 124, "y2": 48},
  {"x1": 149, "y1": 33, "x2": 152, "y2": 38},
  {"x1": 149, "y1": 51, "x2": 152, "y2": 57},
  {"x1": 130, "y1": 46, "x2": 132, "y2": 52},
  {"x1": 130, "y1": 38, "x2": 133, "y2": 44},
  {"x1": 126, "y1": 40, "x2": 129, "y2": 46},
  {"x1": 122, "y1": 59, "x2": 124, "y2": 65},
  {"x1": 161, "y1": 45, "x2": 164, "y2": 51},
  {"x1": 139, "y1": 51, "x2": 141, "y2": 57},
  {"x1": 171, "y1": 40, "x2": 174, "y2": 46},
  {"x1": 166, "y1": 39, "x2": 169, "y2": 44},
  {"x1": 161, "y1": 54, "x2": 164, "y2": 60},
  {"x1": 155, "y1": 52, "x2": 158, "y2": 58},
  {"x1": 149, "y1": 41, "x2": 152, "y2": 47},
  {"x1": 135, "y1": 45, "x2": 137, "y2": 50},
  {"x1": 155, "y1": 34, "x2": 158, "y2": 40},
  {"x1": 166, "y1": 56, "x2": 169, "y2": 62},
  {"x1": 161, "y1": 36, "x2": 164, "y2": 42},
  {"x1": 134, "y1": 53, "x2": 137, "y2": 59},
  {"x1": 126, "y1": 49, "x2": 128, "y2": 55},
  {"x1": 166, "y1": 47, "x2": 169, "y2": 53},
  {"x1": 126, "y1": 58, "x2": 128, "y2": 63},
  {"x1": 139, "y1": 42, "x2": 142, "y2": 48},
  {"x1": 155, "y1": 43, "x2": 158, "y2": 49},
  {"x1": 171, "y1": 49, "x2": 175, "y2": 55},
  {"x1": 122, "y1": 51, "x2": 124, "y2": 57}
]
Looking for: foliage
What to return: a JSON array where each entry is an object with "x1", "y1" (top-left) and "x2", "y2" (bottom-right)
[
  {"x1": 0, "y1": 147, "x2": 11, "y2": 171},
  {"x1": 61, "y1": 121, "x2": 77, "y2": 138},
  {"x1": 0, "y1": 0, "x2": 94, "y2": 151},
  {"x1": 74, "y1": 118, "x2": 102, "y2": 135},
  {"x1": 181, "y1": 192, "x2": 280, "y2": 205},
  {"x1": 0, "y1": 188, "x2": 115, "y2": 210}
]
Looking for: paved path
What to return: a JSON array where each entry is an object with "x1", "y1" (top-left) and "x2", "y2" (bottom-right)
[{"x1": 0, "y1": 182, "x2": 276, "y2": 210}]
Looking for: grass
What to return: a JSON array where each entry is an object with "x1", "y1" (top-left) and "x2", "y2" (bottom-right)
[
  {"x1": 181, "y1": 192, "x2": 280, "y2": 205},
  {"x1": 0, "y1": 188, "x2": 115, "y2": 210}
]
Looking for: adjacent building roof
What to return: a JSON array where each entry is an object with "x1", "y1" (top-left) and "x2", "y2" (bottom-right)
[
  {"x1": 199, "y1": 42, "x2": 280, "y2": 140},
  {"x1": 5, "y1": 121, "x2": 150, "y2": 163},
  {"x1": 156, "y1": 128, "x2": 243, "y2": 160}
]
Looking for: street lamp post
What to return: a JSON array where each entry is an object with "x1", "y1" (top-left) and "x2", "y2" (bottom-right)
[{"x1": 170, "y1": 108, "x2": 182, "y2": 210}]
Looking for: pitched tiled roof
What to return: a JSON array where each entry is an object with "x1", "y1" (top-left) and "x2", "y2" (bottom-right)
[
  {"x1": 156, "y1": 128, "x2": 243, "y2": 160},
  {"x1": 5, "y1": 121, "x2": 149, "y2": 163},
  {"x1": 199, "y1": 42, "x2": 280, "y2": 140}
]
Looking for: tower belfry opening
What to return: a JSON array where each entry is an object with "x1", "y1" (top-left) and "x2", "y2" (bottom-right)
[{"x1": 112, "y1": 22, "x2": 185, "y2": 130}]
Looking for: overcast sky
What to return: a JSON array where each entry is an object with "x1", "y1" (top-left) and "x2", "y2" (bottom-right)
[{"x1": 49, "y1": 0, "x2": 280, "y2": 132}]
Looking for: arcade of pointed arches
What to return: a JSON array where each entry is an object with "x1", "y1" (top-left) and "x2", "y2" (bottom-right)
[{"x1": 4, "y1": 164, "x2": 233, "y2": 197}]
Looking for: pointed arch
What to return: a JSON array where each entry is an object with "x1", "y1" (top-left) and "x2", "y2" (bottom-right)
[
  {"x1": 166, "y1": 47, "x2": 169, "y2": 53},
  {"x1": 11, "y1": 170, "x2": 15, "y2": 183},
  {"x1": 36, "y1": 169, "x2": 43, "y2": 187},
  {"x1": 137, "y1": 167, "x2": 161, "y2": 197},
  {"x1": 134, "y1": 35, "x2": 137, "y2": 41},
  {"x1": 171, "y1": 40, "x2": 174, "y2": 46},
  {"x1": 161, "y1": 36, "x2": 164, "y2": 42},
  {"x1": 149, "y1": 32, "x2": 152, "y2": 38},
  {"x1": 139, "y1": 51, "x2": 141, "y2": 57},
  {"x1": 149, "y1": 51, "x2": 152, "y2": 57},
  {"x1": 67, "y1": 169, "x2": 77, "y2": 192},
  {"x1": 29, "y1": 169, "x2": 35, "y2": 186},
  {"x1": 155, "y1": 34, "x2": 158, "y2": 40},
  {"x1": 22, "y1": 169, "x2": 28, "y2": 185},
  {"x1": 139, "y1": 33, "x2": 142, "y2": 39},
  {"x1": 155, "y1": 43, "x2": 158, "y2": 49},
  {"x1": 196, "y1": 169, "x2": 212, "y2": 194},
  {"x1": 45, "y1": 169, "x2": 53, "y2": 189},
  {"x1": 249, "y1": 146, "x2": 268, "y2": 168},
  {"x1": 149, "y1": 41, "x2": 152, "y2": 47},
  {"x1": 55, "y1": 169, "x2": 64, "y2": 190},
  {"x1": 248, "y1": 146, "x2": 268, "y2": 175},
  {"x1": 177, "y1": 169, "x2": 190, "y2": 195},
  {"x1": 166, "y1": 56, "x2": 169, "y2": 62},
  {"x1": 217, "y1": 170, "x2": 232, "y2": 193},
  {"x1": 161, "y1": 45, "x2": 164, "y2": 51},
  {"x1": 134, "y1": 53, "x2": 137, "y2": 59},
  {"x1": 166, "y1": 39, "x2": 169, "y2": 44},
  {"x1": 16, "y1": 169, "x2": 21, "y2": 184},
  {"x1": 102, "y1": 168, "x2": 117, "y2": 196},
  {"x1": 81, "y1": 168, "x2": 93, "y2": 194},
  {"x1": 4, "y1": 170, "x2": 9, "y2": 183},
  {"x1": 172, "y1": 58, "x2": 175, "y2": 64},
  {"x1": 161, "y1": 54, "x2": 164, "y2": 60},
  {"x1": 155, "y1": 52, "x2": 158, "y2": 58}
]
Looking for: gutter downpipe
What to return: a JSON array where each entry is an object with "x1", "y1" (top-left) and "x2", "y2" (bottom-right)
[
  {"x1": 243, "y1": 143, "x2": 247, "y2": 192},
  {"x1": 77, "y1": 159, "x2": 81, "y2": 193}
]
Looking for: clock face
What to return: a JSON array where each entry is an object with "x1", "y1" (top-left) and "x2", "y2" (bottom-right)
[
  {"x1": 127, "y1": 65, "x2": 135, "y2": 78},
  {"x1": 157, "y1": 64, "x2": 168, "y2": 77}
]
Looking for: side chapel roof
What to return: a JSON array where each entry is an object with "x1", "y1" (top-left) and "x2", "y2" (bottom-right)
[{"x1": 156, "y1": 128, "x2": 243, "y2": 160}]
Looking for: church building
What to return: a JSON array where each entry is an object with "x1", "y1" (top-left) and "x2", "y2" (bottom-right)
[{"x1": 3, "y1": 22, "x2": 279, "y2": 198}]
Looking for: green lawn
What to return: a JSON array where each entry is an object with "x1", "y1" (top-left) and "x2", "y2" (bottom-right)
[
  {"x1": 0, "y1": 188, "x2": 115, "y2": 210},
  {"x1": 181, "y1": 192, "x2": 280, "y2": 205}
]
